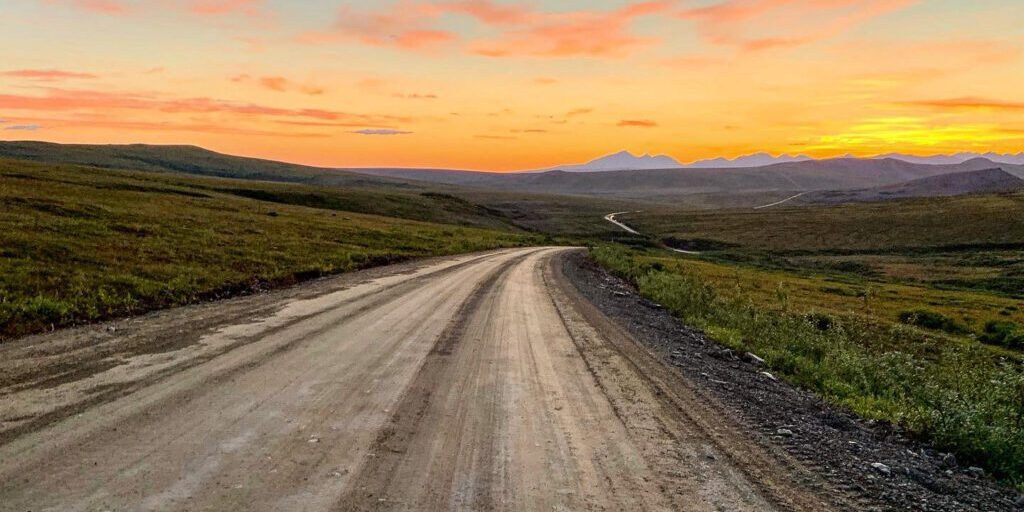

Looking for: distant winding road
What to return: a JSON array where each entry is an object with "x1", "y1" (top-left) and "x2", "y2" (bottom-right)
[
  {"x1": 752, "y1": 192, "x2": 808, "y2": 209},
  {"x1": 604, "y1": 211, "x2": 701, "y2": 254}
]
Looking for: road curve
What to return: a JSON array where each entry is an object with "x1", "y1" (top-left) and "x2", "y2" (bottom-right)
[
  {"x1": 604, "y1": 212, "x2": 701, "y2": 255},
  {"x1": 603, "y1": 211, "x2": 641, "y2": 234},
  {"x1": 0, "y1": 247, "x2": 827, "y2": 511}
]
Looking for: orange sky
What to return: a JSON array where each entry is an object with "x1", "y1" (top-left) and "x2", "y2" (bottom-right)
[{"x1": 2, "y1": 0, "x2": 1022, "y2": 170}]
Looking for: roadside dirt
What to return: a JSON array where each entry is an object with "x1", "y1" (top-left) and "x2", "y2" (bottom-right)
[
  {"x1": 560, "y1": 250, "x2": 1024, "y2": 512},
  {"x1": 3, "y1": 246, "x2": 1005, "y2": 510}
]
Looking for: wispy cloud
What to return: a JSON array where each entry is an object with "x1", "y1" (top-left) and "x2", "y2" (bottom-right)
[
  {"x1": 351, "y1": 128, "x2": 413, "y2": 135},
  {"x1": 0, "y1": 88, "x2": 408, "y2": 126},
  {"x1": 470, "y1": 1, "x2": 672, "y2": 58},
  {"x1": 301, "y1": 1, "x2": 671, "y2": 58},
  {"x1": 679, "y1": 0, "x2": 918, "y2": 52},
  {"x1": 618, "y1": 119, "x2": 658, "y2": 127},
  {"x1": 392, "y1": 93, "x2": 439, "y2": 99},
  {"x1": 1, "y1": 69, "x2": 98, "y2": 81},
  {"x1": 231, "y1": 74, "x2": 325, "y2": 95},
  {"x1": 5, "y1": 124, "x2": 42, "y2": 131},
  {"x1": 567, "y1": 108, "x2": 593, "y2": 117},
  {"x1": 187, "y1": 0, "x2": 263, "y2": 16},
  {"x1": 53, "y1": 0, "x2": 132, "y2": 16},
  {"x1": 898, "y1": 97, "x2": 1024, "y2": 112}
]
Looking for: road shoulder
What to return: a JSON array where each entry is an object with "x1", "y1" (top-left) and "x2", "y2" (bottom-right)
[{"x1": 557, "y1": 250, "x2": 1022, "y2": 512}]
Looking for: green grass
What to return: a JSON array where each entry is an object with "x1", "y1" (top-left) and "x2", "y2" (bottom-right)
[
  {"x1": 591, "y1": 245, "x2": 1024, "y2": 487},
  {"x1": 0, "y1": 158, "x2": 542, "y2": 339},
  {"x1": 622, "y1": 194, "x2": 1024, "y2": 298}
]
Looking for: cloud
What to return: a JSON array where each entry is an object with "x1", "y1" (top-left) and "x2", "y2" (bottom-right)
[
  {"x1": 49, "y1": 0, "x2": 266, "y2": 18},
  {"x1": 618, "y1": 119, "x2": 658, "y2": 127},
  {"x1": 469, "y1": 2, "x2": 673, "y2": 58},
  {"x1": 0, "y1": 88, "x2": 407, "y2": 126},
  {"x1": 302, "y1": 1, "x2": 671, "y2": 58},
  {"x1": 51, "y1": 0, "x2": 131, "y2": 15},
  {"x1": 392, "y1": 93, "x2": 439, "y2": 99},
  {"x1": 566, "y1": 108, "x2": 593, "y2": 117},
  {"x1": 807, "y1": 116, "x2": 1024, "y2": 153},
  {"x1": 1, "y1": 69, "x2": 98, "y2": 81},
  {"x1": 898, "y1": 97, "x2": 1024, "y2": 112},
  {"x1": 5, "y1": 124, "x2": 42, "y2": 131},
  {"x1": 351, "y1": 129, "x2": 413, "y2": 135},
  {"x1": 475, "y1": 134, "x2": 517, "y2": 140},
  {"x1": 679, "y1": 0, "x2": 918, "y2": 52},
  {"x1": 187, "y1": 0, "x2": 263, "y2": 16},
  {"x1": 299, "y1": 3, "x2": 458, "y2": 51},
  {"x1": 230, "y1": 74, "x2": 325, "y2": 95},
  {"x1": 12, "y1": 115, "x2": 328, "y2": 137}
]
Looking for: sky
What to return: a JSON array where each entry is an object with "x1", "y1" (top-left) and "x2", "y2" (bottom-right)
[{"x1": 1, "y1": 0, "x2": 1022, "y2": 171}]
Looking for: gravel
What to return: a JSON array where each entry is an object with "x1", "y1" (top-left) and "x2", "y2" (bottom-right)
[{"x1": 562, "y1": 251, "x2": 1021, "y2": 512}]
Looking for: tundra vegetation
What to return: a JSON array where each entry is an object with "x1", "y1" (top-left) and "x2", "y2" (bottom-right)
[
  {"x1": 0, "y1": 158, "x2": 541, "y2": 339},
  {"x1": 593, "y1": 194, "x2": 1024, "y2": 487}
]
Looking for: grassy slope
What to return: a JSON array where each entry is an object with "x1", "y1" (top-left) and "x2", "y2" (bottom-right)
[
  {"x1": 0, "y1": 141, "x2": 407, "y2": 187},
  {"x1": 593, "y1": 193, "x2": 1024, "y2": 486},
  {"x1": 623, "y1": 192, "x2": 1024, "y2": 253},
  {"x1": 0, "y1": 158, "x2": 541, "y2": 339},
  {"x1": 622, "y1": 194, "x2": 1024, "y2": 298},
  {"x1": 0, "y1": 141, "x2": 647, "y2": 238},
  {"x1": 593, "y1": 246, "x2": 1024, "y2": 487}
]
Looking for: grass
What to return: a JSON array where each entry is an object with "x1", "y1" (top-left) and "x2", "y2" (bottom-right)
[
  {"x1": 621, "y1": 194, "x2": 1024, "y2": 299},
  {"x1": 0, "y1": 158, "x2": 542, "y2": 340},
  {"x1": 592, "y1": 245, "x2": 1024, "y2": 487}
]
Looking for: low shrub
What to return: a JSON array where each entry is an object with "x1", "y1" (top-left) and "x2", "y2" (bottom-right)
[
  {"x1": 590, "y1": 244, "x2": 1024, "y2": 486},
  {"x1": 980, "y1": 321, "x2": 1024, "y2": 349},
  {"x1": 898, "y1": 309, "x2": 971, "y2": 335}
]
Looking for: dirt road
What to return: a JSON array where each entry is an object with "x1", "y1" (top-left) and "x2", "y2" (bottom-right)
[{"x1": 0, "y1": 247, "x2": 834, "y2": 511}]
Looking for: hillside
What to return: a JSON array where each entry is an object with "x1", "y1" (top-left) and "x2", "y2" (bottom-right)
[
  {"x1": 358, "y1": 158, "x2": 1002, "y2": 203},
  {"x1": 624, "y1": 191, "x2": 1024, "y2": 254},
  {"x1": 0, "y1": 157, "x2": 539, "y2": 339},
  {"x1": 0, "y1": 141, "x2": 415, "y2": 190},
  {"x1": 801, "y1": 168, "x2": 1024, "y2": 204}
]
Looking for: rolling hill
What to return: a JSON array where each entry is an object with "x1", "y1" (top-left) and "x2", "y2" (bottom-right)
[
  {"x1": 0, "y1": 141, "x2": 416, "y2": 190},
  {"x1": 358, "y1": 157, "x2": 1005, "y2": 203},
  {"x1": 800, "y1": 168, "x2": 1024, "y2": 205}
]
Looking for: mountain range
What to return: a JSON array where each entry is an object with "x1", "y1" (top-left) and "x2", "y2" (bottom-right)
[{"x1": 543, "y1": 150, "x2": 1024, "y2": 172}]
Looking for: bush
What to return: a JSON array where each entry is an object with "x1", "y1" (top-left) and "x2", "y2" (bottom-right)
[
  {"x1": 980, "y1": 321, "x2": 1024, "y2": 349},
  {"x1": 898, "y1": 309, "x2": 971, "y2": 335},
  {"x1": 590, "y1": 244, "x2": 1024, "y2": 486}
]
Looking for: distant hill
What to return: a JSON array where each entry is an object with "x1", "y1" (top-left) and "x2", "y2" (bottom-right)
[
  {"x1": 5, "y1": 141, "x2": 1017, "y2": 208},
  {"x1": 881, "y1": 152, "x2": 1024, "y2": 166},
  {"x1": 0, "y1": 140, "x2": 416, "y2": 190},
  {"x1": 539, "y1": 150, "x2": 682, "y2": 172},
  {"x1": 359, "y1": 157, "x2": 1003, "y2": 203},
  {"x1": 800, "y1": 168, "x2": 1024, "y2": 205},
  {"x1": 684, "y1": 152, "x2": 812, "y2": 168},
  {"x1": 533, "y1": 149, "x2": 1024, "y2": 171}
]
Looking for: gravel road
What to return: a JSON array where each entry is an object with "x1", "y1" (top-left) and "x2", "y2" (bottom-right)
[{"x1": 1, "y1": 247, "x2": 841, "y2": 511}]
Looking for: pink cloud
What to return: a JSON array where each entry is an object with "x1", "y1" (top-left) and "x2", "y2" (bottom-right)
[
  {"x1": 69, "y1": 0, "x2": 131, "y2": 15},
  {"x1": 299, "y1": 2, "x2": 458, "y2": 51},
  {"x1": 302, "y1": 1, "x2": 671, "y2": 58},
  {"x1": 231, "y1": 74, "x2": 326, "y2": 96},
  {"x1": 899, "y1": 97, "x2": 1024, "y2": 112},
  {"x1": 1, "y1": 69, "x2": 98, "y2": 81},
  {"x1": 0, "y1": 88, "x2": 406, "y2": 126},
  {"x1": 679, "y1": 0, "x2": 918, "y2": 52},
  {"x1": 618, "y1": 119, "x2": 658, "y2": 127},
  {"x1": 188, "y1": 0, "x2": 262, "y2": 16}
]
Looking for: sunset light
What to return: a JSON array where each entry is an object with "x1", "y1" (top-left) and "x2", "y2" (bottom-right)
[{"x1": 3, "y1": 0, "x2": 1021, "y2": 170}]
